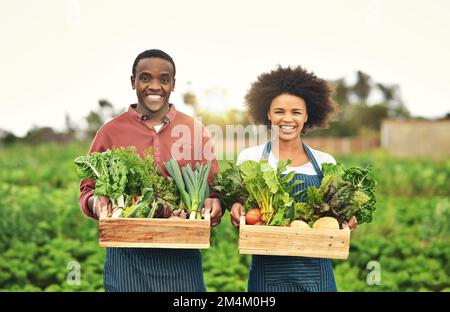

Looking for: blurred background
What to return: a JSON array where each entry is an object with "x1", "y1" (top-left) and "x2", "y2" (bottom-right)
[{"x1": 0, "y1": 0, "x2": 448, "y2": 291}]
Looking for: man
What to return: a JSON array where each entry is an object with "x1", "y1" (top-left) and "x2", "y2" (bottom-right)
[{"x1": 79, "y1": 49, "x2": 223, "y2": 291}]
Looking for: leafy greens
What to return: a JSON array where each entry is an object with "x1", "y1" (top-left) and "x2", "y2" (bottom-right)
[{"x1": 74, "y1": 147, "x2": 178, "y2": 217}]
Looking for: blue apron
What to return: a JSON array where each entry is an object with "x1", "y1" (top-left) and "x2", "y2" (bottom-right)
[
  {"x1": 247, "y1": 141, "x2": 337, "y2": 292},
  {"x1": 103, "y1": 248, "x2": 206, "y2": 292}
]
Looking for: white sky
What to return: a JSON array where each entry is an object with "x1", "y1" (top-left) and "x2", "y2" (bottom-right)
[{"x1": 1, "y1": 0, "x2": 449, "y2": 136}]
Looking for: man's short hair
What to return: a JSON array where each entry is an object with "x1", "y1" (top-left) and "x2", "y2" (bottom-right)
[{"x1": 132, "y1": 49, "x2": 176, "y2": 77}]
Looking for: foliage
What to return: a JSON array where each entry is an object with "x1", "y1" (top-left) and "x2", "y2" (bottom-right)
[
  {"x1": 74, "y1": 146, "x2": 178, "y2": 212},
  {"x1": 211, "y1": 161, "x2": 248, "y2": 211},
  {"x1": 0, "y1": 142, "x2": 448, "y2": 291},
  {"x1": 297, "y1": 163, "x2": 376, "y2": 225},
  {"x1": 239, "y1": 160, "x2": 303, "y2": 225},
  {"x1": 164, "y1": 159, "x2": 211, "y2": 219}
]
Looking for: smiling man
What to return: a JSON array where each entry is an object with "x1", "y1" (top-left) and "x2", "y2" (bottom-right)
[
  {"x1": 132, "y1": 54, "x2": 175, "y2": 125},
  {"x1": 78, "y1": 49, "x2": 223, "y2": 292}
]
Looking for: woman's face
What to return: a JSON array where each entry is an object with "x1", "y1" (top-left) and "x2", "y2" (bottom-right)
[{"x1": 267, "y1": 93, "x2": 308, "y2": 142}]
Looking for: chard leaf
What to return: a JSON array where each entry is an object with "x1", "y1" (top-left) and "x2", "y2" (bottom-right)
[
  {"x1": 306, "y1": 186, "x2": 323, "y2": 206},
  {"x1": 269, "y1": 209, "x2": 290, "y2": 226},
  {"x1": 239, "y1": 160, "x2": 260, "y2": 181},
  {"x1": 319, "y1": 175, "x2": 334, "y2": 196},
  {"x1": 322, "y1": 162, "x2": 345, "y2": 177},
  {"x1": 262, "y1": 167, "x2": 279, "y2": 194}
]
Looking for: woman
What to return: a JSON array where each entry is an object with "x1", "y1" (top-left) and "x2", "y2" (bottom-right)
[{"x1": 230, "y1": 65, "x2": 357, "y2": 292}]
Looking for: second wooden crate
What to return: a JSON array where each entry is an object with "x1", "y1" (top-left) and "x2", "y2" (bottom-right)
[{"x1": 238, "y1": 216, "x2": 350, "y2": 259}]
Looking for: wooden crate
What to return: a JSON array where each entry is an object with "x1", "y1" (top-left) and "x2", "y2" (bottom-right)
[
  {"x1": 238, "y1": 216, "x2": 350, "y2": 259},
  {"x1": 98, "y1": 211, "x2": 211, "y2": 249}
]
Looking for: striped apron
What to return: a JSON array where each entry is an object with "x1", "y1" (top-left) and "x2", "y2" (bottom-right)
[
  {"x1": 247, "y1": 141, "x2": 337, "y2": 292},
  {"x1": 103, "y1": 248, "x2": 206, "y2": 292}
]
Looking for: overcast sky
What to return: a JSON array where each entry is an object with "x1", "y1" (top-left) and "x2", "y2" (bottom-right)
[{"x1": 1, "y1": 0, "x2": 449, "y2": 136}]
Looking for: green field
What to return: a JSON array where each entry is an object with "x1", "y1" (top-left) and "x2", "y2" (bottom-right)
[{"x1": 0, "y1": 142, "x2": 449, "y2": 291}]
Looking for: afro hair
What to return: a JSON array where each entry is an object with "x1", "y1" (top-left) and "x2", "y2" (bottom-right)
[{"x1": 245, "y1": 65, "x2": 337, "y2": 132}]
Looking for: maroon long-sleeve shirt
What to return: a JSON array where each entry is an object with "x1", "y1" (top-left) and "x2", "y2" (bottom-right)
[{"x1": 79, "y1": 104, "x2": 220, "y2": 220}]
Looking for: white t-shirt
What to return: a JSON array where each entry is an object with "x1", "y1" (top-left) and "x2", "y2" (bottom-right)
[
  {"x1": 154, "y1": 124, "x2": 163, "y2": 133},
  {"x1": 236, "y1": 144, "x2": 336, "y2": 175}
]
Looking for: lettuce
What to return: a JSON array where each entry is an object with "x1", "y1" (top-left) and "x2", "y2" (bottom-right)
[
  {"x1": 211, "y1": 161, "x2": 248, "y2": 211},
  {"x1": 300, "y1": 163, "x2": 377, "y2": 225},
  {"x1": 74, "y1": 147, "x2": 177, "y2": 215}
]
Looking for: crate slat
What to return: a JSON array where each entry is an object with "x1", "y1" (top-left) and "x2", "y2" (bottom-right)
[
  {"x1": 98, "y1": 211, "x2": 211, "y2": 249},
  {"x1": 238, "y1": 216, "x2": 350, "y2": 259}
]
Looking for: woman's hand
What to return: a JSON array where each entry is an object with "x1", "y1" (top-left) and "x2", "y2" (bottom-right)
[
  {"x1": 203, "y1": 198, "x2": 223, "y2": 227},
  {"x1": 230, "y1": 202, "x2": 244, "y2": 228},
  {"x1": 343, "y1": 216, "x2": 358, "y2": 231}
]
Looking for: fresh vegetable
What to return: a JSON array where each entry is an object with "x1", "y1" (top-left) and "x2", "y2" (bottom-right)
[
  {"x1": 212, "y1": 159, "x2": 376, "y2": 228},
  {"x1": 171, "y1": 208, "x2": 187, "y2": 219},
  {"x1": 74, "y1": 148, "x2": 128, "y2": 208},
  {"x1": 164, "y1": 159, "x2": 211, "y2": 220},
  {"x1": 312, "y1": 217, "x2": 340, "y2": 229},
  {"x1": 245, "y1": 208, "x2": 262, "y2": 225},
  {"x1": 111, "y1": 208, "x2": 123, "y2": 219},
  {"x1": 74, "y1": 147, "x2": 178, "y2": 218},
  {"x1": 121, "y1": 187, "x2": 153, "y2": 218},
  {"x1": 211, "y1": 161, "x2": 248, "y2": 210},
  {"x1": 212, "y1": 159, "x2": 304, "y2": 226},
  {"x1": 289, "y1": 220, "x2": 310, "y2": 229},
  {"x1": 297, "y1": 162, "x2": 377, "y2": 226},
  {"x1": 239, "y1": 160, "x2": 303, "y2": 226}
]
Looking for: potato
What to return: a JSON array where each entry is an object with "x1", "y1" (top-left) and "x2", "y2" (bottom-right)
[
  {"x1": 312, "y1": 217, "x2": 340, "y2": 229},
  {"x1": 289, "y1": 220, "x2": 310, "y2": 229}
]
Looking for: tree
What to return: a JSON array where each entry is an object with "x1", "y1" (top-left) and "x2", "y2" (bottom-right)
[
  {"x1": 377, "y1": 83, "x2": 396, "y2": 103},
  {"x1": 377, "y1": 83, "x2": 409, "y2": 118},
  {"x1": 64, "y1": 113, "x2": 76, "y2": 139},
  {"x1": 332, "y1": 79, "x2": 350, "y2": 106},
  {"x1": 23, "y1": 127, "x2": 63, "y2": 145},
  {"x1": 98, "y1": 99, "x2": 113, "y2": 109},
  {"x1": 85, "y1": 111, "x2": 103, "y2": 138},
  {"x1": 85, "y1": 99, "x2": 117, "y2": 138},
  {"x1": 98, "y1": 99, "x2": 114, "y2": 122},
  {"x1": 352, "y1": 71, "x2": 371, "y2": 104},
  {"x1": 182, "y1": 81, "x2": 198, "y2": 115},
  {"x1": 0, "y1": 130, "x2": 18, "y2": 145}
]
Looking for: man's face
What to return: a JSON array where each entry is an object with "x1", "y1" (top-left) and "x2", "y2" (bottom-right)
[{"x1": 131, "y1": 57, "x2": 176, "y2": 114}]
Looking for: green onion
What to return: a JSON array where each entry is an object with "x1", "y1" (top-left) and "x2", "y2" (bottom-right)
[{"x1": 164, "y1": 159, "x2": 211, "y2": 219}]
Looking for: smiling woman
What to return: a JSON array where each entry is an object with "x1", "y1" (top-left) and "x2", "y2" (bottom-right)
[{"x1": 229, "y1": 65, "x2": 353, "y2": 292}]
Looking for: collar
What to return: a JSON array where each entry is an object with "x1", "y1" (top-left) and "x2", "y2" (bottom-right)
[{"x1": 127, "y1": 103, "x2": 177, "y2": 124}]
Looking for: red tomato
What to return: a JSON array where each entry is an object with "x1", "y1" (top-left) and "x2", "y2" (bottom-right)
[{"x1": 245, "y1": 208, "x2": 261, "y2": 225}]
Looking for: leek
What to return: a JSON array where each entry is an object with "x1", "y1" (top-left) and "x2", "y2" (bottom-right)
[{"x1": 164, "y1": 159, "x2": 211, "y2": 219}]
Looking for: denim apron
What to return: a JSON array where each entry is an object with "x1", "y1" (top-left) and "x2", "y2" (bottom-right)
[
  {"x1": 247, "y1": 141, "x2": 337, "y2": 292},
  {"x1": 103, "y1": 248, "x2": 206, "y2": 291}
]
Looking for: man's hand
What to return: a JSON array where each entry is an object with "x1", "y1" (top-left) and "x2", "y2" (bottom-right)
[
  {"x1": 92, "y1": 195, "x2": 112, "y2": 219},
  {"x1": 203, "y1": 198, "x2": 223, "y2": 227},
  {"x1": 230, "y1": 202, "x2": 243, "y2": 228}
]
